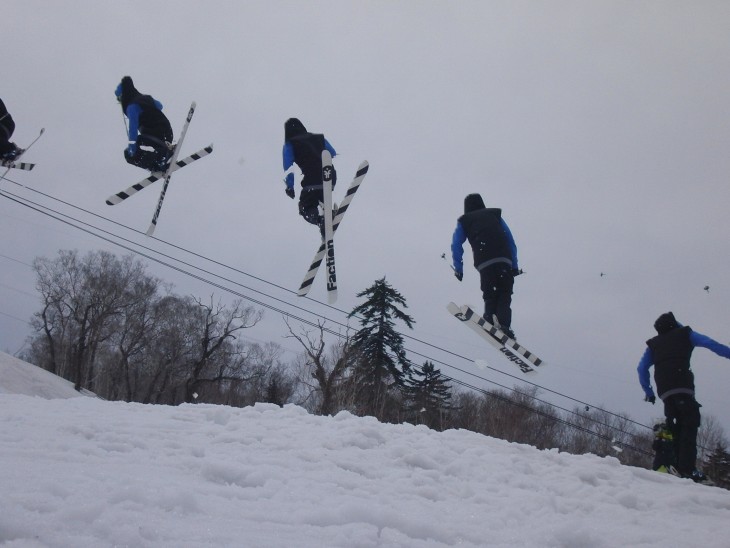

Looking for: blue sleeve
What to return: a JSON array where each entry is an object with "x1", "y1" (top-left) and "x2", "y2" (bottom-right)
[
  {"x1": 324, "y1": 139, "x2": 337, "y2": 158},
  {"x1": 283, "y1": 142, "x2": 294, "y2": 171},
  {"x1": 125, "y1": 103, "x2": 142, "y2": 142},
  {"x1": 501, "y1": 219, "x2": 518, "y2": 269},
  {"x1": 690, "y1": 331, "x2": 730, "y2": 360},
  {"x1": 637, "y1": 347, "x2": 655, "y2": 398},
  {"x1": 451, "y1": 221, "x2": 466, "y2": 275}
]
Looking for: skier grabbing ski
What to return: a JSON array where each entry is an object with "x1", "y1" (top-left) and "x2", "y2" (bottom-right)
[
  {"x1": 0, "y1": 98, "x2": 23, "y2": 161},
  {"x1": 282, "y1": 118, "x2": 337, "y2": 236},
  {"x1": 451, "y1": 193, "x2": 520, "y2": 339},
  {"x1": 115, "y1": 76, "x2": 174, "y2": 172}
]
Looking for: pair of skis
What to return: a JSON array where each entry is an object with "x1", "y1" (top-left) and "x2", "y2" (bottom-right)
[
  {"x1": 106, "y1": 102, "x2": 212, "y2": 236},
  {"x1": 296, "y1": 153, "x2": 369, "y2": 303},
  {"x1": 447, "y1": 302, "x2": 544, "y2": 374}
]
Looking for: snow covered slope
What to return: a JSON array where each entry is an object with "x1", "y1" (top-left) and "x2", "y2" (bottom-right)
[
  {"x1": 0, "y1": 351, "x2": 93, "y2": 399},
  {"x1": 1, "y1": 353, "x2": 729, "y2": 547}
]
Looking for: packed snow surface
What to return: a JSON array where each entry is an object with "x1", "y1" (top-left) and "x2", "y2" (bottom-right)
[{"x1": 2, "y1": 352, "x2": 729, "y2": 547}]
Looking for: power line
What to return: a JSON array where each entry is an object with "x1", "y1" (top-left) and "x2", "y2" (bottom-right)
[
  {"x1": 4, "y1": 174, "x2": 642, "y2": 425},
  {"x1": 0, "y1": 179, "x2": 656, "y2": 449}
]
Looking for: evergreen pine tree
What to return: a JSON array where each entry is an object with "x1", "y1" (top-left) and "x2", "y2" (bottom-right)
[
  {"x1": 348, "y1": 277, "x2": 414, "y2": 420},
  {"x1": 402, "y1": 361, "x2": 454, "y2": 430},
  {"x1": 705, "y1": 443, "x2": 730, "y2": 490}
]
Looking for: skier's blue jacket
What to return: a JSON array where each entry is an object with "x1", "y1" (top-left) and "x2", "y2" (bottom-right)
[
  {"x1": 115, "y1": 81, "x2": 166, "y2": 151},
  {"x1": 637, "y1": 328, "x2": 730, "y2": 400},
  {"x1": 451, "y1": 218, "x2": 518, "y2": 277}
]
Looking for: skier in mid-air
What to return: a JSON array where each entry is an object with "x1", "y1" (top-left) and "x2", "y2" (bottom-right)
[
  {"x1": 115, "y1": 76, "x2": 174, "y2": 172},
  {"x1": 451, "y1": 193, "x2": 519, "y2": 339},
  {"x1": 0, "y1": 98, "x2": 23, "y2": 161},
  {"x1": 282, "y1": 118, "x2": 337, "y2": 236}
]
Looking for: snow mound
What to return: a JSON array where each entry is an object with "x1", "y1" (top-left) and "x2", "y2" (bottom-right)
[{"x1": 1, "y1": 394, "x2": 729, "y2": 547}]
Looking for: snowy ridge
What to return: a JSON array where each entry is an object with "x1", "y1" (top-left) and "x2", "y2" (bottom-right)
[
  {"x1": 1, "y1": 355, "x2": 729, "y2": 548},
  {"x1": 0, "y1": 351, "x2": 95, "y2": 399}
]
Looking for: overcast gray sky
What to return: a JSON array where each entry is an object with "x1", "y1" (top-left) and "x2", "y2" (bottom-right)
[{"x1": 3, "y1": 1, "x2": 730, "y2": 433}]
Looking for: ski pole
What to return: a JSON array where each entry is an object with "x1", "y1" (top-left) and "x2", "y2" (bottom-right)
[{"x1": 441, "y1": 252, "x2": 456, "y2": 272}]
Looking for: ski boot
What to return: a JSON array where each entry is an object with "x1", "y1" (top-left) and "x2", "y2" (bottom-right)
[{"x1": 0, "y1": 144, "x2": 23, "y2": 161}]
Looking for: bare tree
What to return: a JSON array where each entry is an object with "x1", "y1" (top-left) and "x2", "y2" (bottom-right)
[
  {"x1": 182, "y1": 296, "x2": 263, "y2": 403},
  {"x1": 31, "y1": 250, "x2": 157, "y2": 392},
  {"x1": 285, "y1": 319, "x2": 354, "y2": 415},
  {"x1": 104, "y1": 275, "x2": 165, "y2": 401}
]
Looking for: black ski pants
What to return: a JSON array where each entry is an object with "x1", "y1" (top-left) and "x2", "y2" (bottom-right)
[
  {"x1": 299, "y1": 187, "x2": 324, "y2": 228},
  {"x1": 663, "y1": 394, "x2": 702, "y2": 477},
  {"x1": 298, "y1": 171, "x2": 336, "y2": 234},
  {"x1": 479, "y1": 262, "x2": 514, "y2": 329},
  {"x1": 124, "y1": 134, "x2": 172, "y2": 172}
]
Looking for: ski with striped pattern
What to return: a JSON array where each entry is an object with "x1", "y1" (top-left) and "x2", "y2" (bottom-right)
[
  {"x1": 322, "y1": 150, "x2": 337, "y2": 303},
  {"x1": 0, "y1": 160, "x2": 35, "y2": 171},
  {"x1": 105, "y1": 145, "x2": 213, "y2": 205},
  {"x1": 447, "y1": 302, "x2": 543, "y2": 374},
  {"x1": 147, "y1": 102, "x2": 200, "y2": 236},
  {"x1": 297, "y1": 160, "x2": 369, "y2": 297},
  {"x1": 1, "y1": 128, "x2": 44, "y2": 182}
]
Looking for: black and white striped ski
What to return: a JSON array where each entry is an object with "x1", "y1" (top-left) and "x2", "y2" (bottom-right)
[
  {"x1": 105, "y1": 145, "x2": 213, "y2": 205},
  {"x1": 1, "y1": 128, "x2": 44, "y2": 182},
  {"x1": 447, "y1": 302, "x2": 543, "y2": 374},
  {"x1": 297, "y1": 160, "x2": 369, "y2": 297},
  {"x1": 0, "y1": 160, "x2": 35, "y2": 171},
  {"x1": 321, "y1": 150, "x2": 337, "y2": 303},
  {"x1": 146, "y1": 102, "x2": 200, "y2": 236}
]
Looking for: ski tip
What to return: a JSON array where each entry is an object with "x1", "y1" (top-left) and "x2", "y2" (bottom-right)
[{"x1": 356, "y1": 161, "x2": 369, "y2": 176}]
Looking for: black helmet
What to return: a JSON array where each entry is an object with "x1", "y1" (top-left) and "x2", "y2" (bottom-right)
[
  {"x1": 654, "y1": 312, "x2": 678, "y2": 334},
  {"x1": 464, "y1": 193, "x2": 485, "y2": 213},
  {"x1": 115, "y1": 76, "x2": 138, "y2": 110},
  {"x1": 285, "y1": 118, "x2": 307, "y2": 140}
]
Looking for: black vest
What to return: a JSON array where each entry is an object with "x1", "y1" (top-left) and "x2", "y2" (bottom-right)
[
  {"x1": 134, "y1": 95, "x2": 172, "y2": 140},
  {"x1": 0, "y1": 98, "x2": 14, "y2": 135},
  {"x1": 458, "y1": 208, "x2": 512, "y2": 269},
  {"x1": 646, "y1": 326, "x2": 695, "y2": 399},
  {"x1": 289, "y1": 132, "x2": 327, "y2": 187}
]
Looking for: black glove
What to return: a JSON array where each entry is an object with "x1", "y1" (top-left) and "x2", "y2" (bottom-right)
[
  {"x1": 454, "y1": 270, "x2": 463, "y2": 282},
  {"x1": 645, "y1": 395, "x2": 656, "y2": 404},
  {"x1": 285, "y1": 187, "x2": 295, "y2": 199},
  {"x1": 512, "y1": 268, "x2": 523, "y2": 277}
]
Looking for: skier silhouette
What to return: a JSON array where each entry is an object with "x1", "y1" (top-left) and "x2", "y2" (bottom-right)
[
  {"x1": 115, "y1": 76, "x2": 174, "y2": 172},
  {"x1": 282, "y1": 118, "x2": 337, "y2": 236}
]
